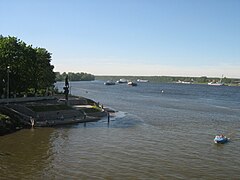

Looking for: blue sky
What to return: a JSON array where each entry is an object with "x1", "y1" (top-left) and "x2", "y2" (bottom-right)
[{"x1": 1, "y1": 0, "x2": 240, "y2": 77}]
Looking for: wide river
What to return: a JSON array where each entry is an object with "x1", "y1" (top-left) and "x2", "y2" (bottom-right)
[{"x1": 1, "y1": 81, "x2": 240, "y2": 179}]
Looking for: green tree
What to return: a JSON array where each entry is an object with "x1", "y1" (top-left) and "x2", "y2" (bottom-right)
[
  {"x1": 198, "y1": 76, "x2": 208, "y2": 83},
  {"x1": 55, "y1": 72, "x2": 62, "y2": 81},
  {"x1": 0, "y1": 35, "x2": 55, "y2": 97},
  {"x1": 0, "y1": 36, "x2": 27, "y2": 97},
  {"x1": 34, "y1": 48, "x2": 55, "y2": 94},
  {"x1": 55, "y1": 72, "x2": 95, "y2": 82}
]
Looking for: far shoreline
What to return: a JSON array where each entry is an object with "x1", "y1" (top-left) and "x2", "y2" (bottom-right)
[{"x1": 95, "y1": 75, "x2": 240, "y2": 86}]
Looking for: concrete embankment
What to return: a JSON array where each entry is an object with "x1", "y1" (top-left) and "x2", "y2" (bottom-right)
[
  {"x1": 0, "y1": 96, "x2": 114, "y2": 134},
  {"x1": 35, "y1": 116, "x2": 100, "y2": 127},
  {"x1": 0, "y1": 96, "x2": 57, "y2": 104}
]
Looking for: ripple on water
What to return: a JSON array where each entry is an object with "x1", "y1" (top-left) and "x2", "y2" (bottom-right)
[{"x1": 1, "y1": 82, "x2": 240, "y2": 179}]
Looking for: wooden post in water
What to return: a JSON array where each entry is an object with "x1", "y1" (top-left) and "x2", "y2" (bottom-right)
[{"x1": 107, "y1": 112, "x2": 110, "y2": 125}]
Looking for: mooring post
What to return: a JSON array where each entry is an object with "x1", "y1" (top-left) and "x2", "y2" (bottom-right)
[
  {"x1": 107, "y1": 112, "x2": 110, "y2": 124},
  {"x1": 84, "y1": 122, "x2": 86, "y2": 127}
]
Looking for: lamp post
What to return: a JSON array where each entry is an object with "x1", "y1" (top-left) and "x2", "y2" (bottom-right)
[{"x1": 7, "y1": 66, "x2": 10, "y2": 104}]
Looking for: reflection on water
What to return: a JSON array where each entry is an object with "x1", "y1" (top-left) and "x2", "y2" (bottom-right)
[
  {"x1": 1, "y1": 82, "x2": 240, "y2": 179},
  {"x1": 0, "y1": 128, "x2": 54, "y2": 179}
]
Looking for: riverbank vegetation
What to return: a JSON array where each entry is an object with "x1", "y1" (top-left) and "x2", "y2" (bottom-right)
[
  {"x1": 0, "y1": 35, "x2": 56, "y2": 98},
  {"x1": 55, "y1": 72, "x2": 95, "y2": 81}
]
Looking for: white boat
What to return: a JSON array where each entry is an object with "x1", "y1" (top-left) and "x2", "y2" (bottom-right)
[
  {"x1": 208, "y1": 82, "x2": 224, "y2": 86},
  {"x1": 176, "y1": 80, "x2": 192, "y2": 84},
  {"x1": 104, "y1": 81, "x2": 115, "y2": 85},
  {"x1": 128, "y1": 81, "x2": 137, "y2": 86},
  {"x1": 208, "y1": 75, "x2": 225, "y2": 86},
  {"x1": 137, "y1": 79, "x2": 149, "y2": 83}
]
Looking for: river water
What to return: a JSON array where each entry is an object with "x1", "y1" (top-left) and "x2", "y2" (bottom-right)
[{"x1": 1, "y1": 81, "x2": 240, "y2": 179}]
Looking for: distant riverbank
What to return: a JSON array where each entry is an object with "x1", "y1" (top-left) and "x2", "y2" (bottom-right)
[{"x1": 96, "y1": 75, "x2": 240, "y2": 86}]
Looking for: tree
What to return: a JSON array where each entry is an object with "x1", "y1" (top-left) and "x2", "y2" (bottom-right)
[
  {"x1": 55, "y1": 72, "x2": 61, "y2": 81},
  {"x1": 34, "y1": 48, "x2": 55, "y2": 94},
  {"x1": 198, "y1": 76, "x2": 208, "y2": 83},
  {"x1": 0, "y1": 36, "x2": 27, "y2": 97},
  {"x1": 0, "y1": 35, "x2": 55, "y2": 97},
  {"x1": 54, "y1": 72, "x2": 95, "y2": 81}
]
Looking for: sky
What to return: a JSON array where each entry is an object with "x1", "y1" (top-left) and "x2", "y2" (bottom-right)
[{"x1": 1, "y1": 0, "x2": 240, "y2": 78}]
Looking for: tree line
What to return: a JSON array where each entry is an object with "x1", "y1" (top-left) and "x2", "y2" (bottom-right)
[
  {"x1": 0, "y1": 35, "x2": 55, "y2": 98},
  {"x1": 96, "y1": 75, "x2": 240, "y2": 84},
  {"x1": 55, "y1": 72, "x2": 95, "y2": 81}
]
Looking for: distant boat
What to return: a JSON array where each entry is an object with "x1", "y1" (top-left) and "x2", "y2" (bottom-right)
[
  {"x1": 137, "y1": 79, "x2": 149, "y2": 83},
  {"x1": 208, "y1": 75, "x2": 225, "y2": 86},
  {"x1": 104, "y1": 81, "x2": 115, "y2": 85},
  {"x1": 208, "y1": 82, "x2": 224, "y2": 86},
  {"x1": 117, "y1": 78, "x2": 128, "y2": 83},
  {"x1": 176, "y1": 80, "x2": 192, "y2": 84},
  {"x1": 128, "y1": 81, "x2": 137, "y2": 86}
]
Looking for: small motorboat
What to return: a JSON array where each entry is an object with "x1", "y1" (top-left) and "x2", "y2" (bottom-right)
[
  {"x1": 104, "y1": 81, "x2": 116, "y2": 85},
  {"x1": 214, "y1": 135, "x2": 229, "y2": 144},
  {"x1": 137, "y1": 79, "x2": 149, "y2": 83},
  {"x1": 128, "y1": 81, "x2": 137, "y2": 86}
]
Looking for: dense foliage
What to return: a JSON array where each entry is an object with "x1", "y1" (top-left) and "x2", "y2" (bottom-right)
[
  {"x1": 55, "y1": 72, "x2": 95, "y2": 81},
  {"x1": 0, "y1": 35, "x2": 55, "y2": 98},
  {"x1": 0, "y1": 113, "x2": 22, "y2": 136}
]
